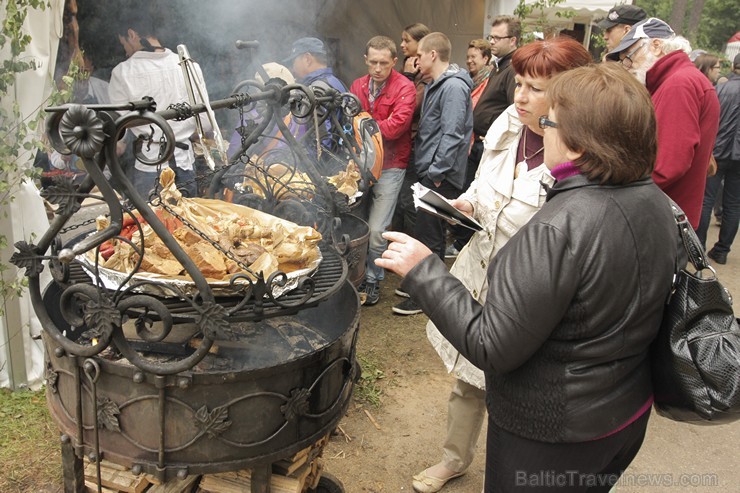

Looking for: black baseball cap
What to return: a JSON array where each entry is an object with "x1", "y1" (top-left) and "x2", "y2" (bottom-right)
[{"x1": 599, "y1": 5, "x2": 647, "y2": 30}]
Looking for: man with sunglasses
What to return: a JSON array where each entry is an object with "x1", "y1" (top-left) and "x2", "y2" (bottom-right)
[{"x1": 607, "y1": 17, "x2": 719, "y2": 229}]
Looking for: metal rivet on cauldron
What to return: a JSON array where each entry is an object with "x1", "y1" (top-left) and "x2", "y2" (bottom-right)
[
  {"x1": 58, "y1": 248, "x2": 76, "y2": 264},
  {"x1": 88, "y1": 452, "x2": 97, "y2": 463},
  {"x1": 177, "y1": 469, "x2": 188, "y2": 480},
  {"x1": 133, "y1": 372, "x2": 145, "y2": 383},
  {"x1": 177, "y1": 378, "x2": 189, "y2": 389},
  {"x1": 54, "y1": 347, "x2": 65, "y2": 357},
  {"x1": 60, "y1": 434, "x2": 71, "y2": 444},
  {"x1": 131, "y1": 465, "x2": 142, "y2": 475}
]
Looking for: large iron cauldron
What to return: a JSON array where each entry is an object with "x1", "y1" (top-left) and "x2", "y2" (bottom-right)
[{"x1": 43, "y1": 280, "x2": 359, "y2": 482}]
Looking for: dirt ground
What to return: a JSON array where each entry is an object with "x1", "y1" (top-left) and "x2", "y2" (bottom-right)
[{"x1": 321, "y1": 221, "x2": 740, "y2": 493}]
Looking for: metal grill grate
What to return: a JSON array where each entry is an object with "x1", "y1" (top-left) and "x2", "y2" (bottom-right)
[{"x1": 63, "y1": 246, "x2": 347, "y2": 323}]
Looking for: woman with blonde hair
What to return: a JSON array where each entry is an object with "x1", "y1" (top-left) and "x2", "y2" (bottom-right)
[{"x1": 466, "y1": 39, "x2": 492, "y2": 107}]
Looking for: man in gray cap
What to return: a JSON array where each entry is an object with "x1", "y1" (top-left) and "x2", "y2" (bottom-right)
[
  {"x1": 607, "y1": 18, "x2": 720, "y2": 229},
  {"x1": 599, "y1": 4, "x2": 647, "y2": 52},
  {"x1": 283, "y1": 37, "x2": 347, "y2": 92},
  {"x1": 283, "y1": 37, "x2": 348, "y2": 155}
]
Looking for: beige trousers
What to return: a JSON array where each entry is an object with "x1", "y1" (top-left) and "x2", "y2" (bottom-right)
[{"x1": 441, "y1": 378, "x2": 487, "y2": 473}]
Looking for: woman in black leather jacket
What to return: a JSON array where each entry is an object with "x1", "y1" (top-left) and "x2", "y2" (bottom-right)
[{"x1": 377, "y1": 63, "x2": 679, "y2": 492}]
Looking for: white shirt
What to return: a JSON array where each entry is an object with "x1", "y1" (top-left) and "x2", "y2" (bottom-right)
[{"x1": 108, "y1": 48, "x2": 211, "y2": 172}]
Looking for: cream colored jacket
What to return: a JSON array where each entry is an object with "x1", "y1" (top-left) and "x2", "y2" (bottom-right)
[{"x1": 425, "y1": 105, "x2": 555, "y2": 389}]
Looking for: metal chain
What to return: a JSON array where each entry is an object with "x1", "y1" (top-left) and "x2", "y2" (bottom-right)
[
  {"x1": 167, "y1": 102, "x2": 192, "y2": 121},
  {"x1": 155, "y1": 199, "x2": 258, "y2": 277},
  {"x1": 59, "y1": 216, "x2": 99, "y2": 235}
]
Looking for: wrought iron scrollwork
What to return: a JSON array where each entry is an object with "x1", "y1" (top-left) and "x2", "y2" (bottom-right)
[{"x1": 14, "y1": 70, "x2": 350, "y2": 377}]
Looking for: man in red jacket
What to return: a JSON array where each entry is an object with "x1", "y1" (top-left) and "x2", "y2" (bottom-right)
[
  {"x1": 350, "y1": 36, "x2": 416, "y2": 305},
  {"x1": 608, "y1": 18, "x2": 720, "y2": 228}
]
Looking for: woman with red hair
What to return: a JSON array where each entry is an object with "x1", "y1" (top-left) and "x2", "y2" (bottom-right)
[{"x1": 412, "y1": 37, "x2": 592, "y2": 493}]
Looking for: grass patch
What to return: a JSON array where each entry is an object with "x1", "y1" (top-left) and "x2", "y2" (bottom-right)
[
  {"x1": 0, "y1": 387, "x2": 61, "y2": 492},
  {"x1": 354, "y1": 354, "x2": 385, "y2": 407}
]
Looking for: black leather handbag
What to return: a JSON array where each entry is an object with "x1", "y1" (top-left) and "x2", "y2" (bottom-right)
[{"x1": 651, "y1": 201, "x2": 740, "y2": 423}]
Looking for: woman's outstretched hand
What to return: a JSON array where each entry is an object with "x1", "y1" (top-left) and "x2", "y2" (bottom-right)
[{"x1": 375, "y1": 232, "x2": 433, "y2": 278}]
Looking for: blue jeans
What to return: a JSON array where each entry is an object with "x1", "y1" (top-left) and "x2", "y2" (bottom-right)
[
  {"x1": 365, "y1": 168, "x2": 406, "y2": 283},
  {"x1": 696, "y1": 158, "x2": 740, "y2": 255}
]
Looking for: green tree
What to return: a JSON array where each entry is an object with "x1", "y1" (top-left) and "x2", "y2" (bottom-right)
[
  {"x1": 635, "y1": 0, "x2": 739, "y2": 54},
  {"x1": 514, "y1": 0, "x2": 575, "y2": 42}
]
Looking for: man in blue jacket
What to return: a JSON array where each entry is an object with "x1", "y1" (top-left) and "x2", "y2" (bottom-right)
[
  {"x1": 394, "y1": 32, "x2": 473, "y2": 316},
  {"x1": 284, "y1": 37, "x2": 347, "y2": 156},
  {"x1": 284, "y1": 37, "x2": 347, "y2": 93}
]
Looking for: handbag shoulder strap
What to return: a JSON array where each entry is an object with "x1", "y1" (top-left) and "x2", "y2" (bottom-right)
[{"x1": 669, "y1": 199, "x2": 708, "y2": 271}]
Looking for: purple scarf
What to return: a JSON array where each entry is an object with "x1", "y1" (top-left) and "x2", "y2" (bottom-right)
[{"x1": 550, "y1": 161, "x2": 581, "y2": 181}]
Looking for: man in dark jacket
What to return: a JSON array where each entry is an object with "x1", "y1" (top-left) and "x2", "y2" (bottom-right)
[
  {"x1": 448, "y1": 16, "x2": 520, "y2": 257},
  {"x1": 350, "y1": 36, "x2": 416, "y2": 305},
  {"x1": 607, "y1": 17, "x2": 720, "y2": 228},
  {"x1": 696, "y1": 53, "x2": 740, "y2": 264},
  {"x1": 393, "y1": 32, "x2": 473, "y2": 316},
  {"x1": 473, "y1": 16, "x2": 518, "y2": 141}
]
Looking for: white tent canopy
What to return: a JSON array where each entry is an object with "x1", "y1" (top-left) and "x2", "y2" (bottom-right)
[
  {"x1": 486, "y1": 0, "x2": 623, "y2": 45},
  {"x1": 0, "y1": 1, "x2": 63, "y2": 390}
]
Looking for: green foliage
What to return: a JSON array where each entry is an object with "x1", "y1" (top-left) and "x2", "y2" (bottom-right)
[
  {"x1": 0, "y1": 387, "x2": 62, "y2": 490},
  {"x1": 0, "y1": 0, "x2": 74, "y2": 316},
  {"x1": 634, "y1": 0, "x2": 739, "y2": 54},
  {"x1": 515, "y1": 0, "x2": 575, "y2": 43},
  {"x1": 355, "y1": 354, "x2": 385, "y2": 407}
]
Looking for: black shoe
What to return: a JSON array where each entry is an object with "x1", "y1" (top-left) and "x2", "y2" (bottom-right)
[
  {"x1": 392, "y1": 298, "x2": 422, "y2": 315},
  {"x1": 395, "y1": 288, "x2": 410, "y2": 298},
  {"x1": 707, "y1": 249, "x2": 728, "y2": 265},
  {"x1": 361, "y1": 281, "x2": 380, "y2": 306}
]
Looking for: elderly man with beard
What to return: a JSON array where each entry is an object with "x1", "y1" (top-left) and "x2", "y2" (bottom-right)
[{"x1": 608, "y1": 18, "x2": 719, "y2": 228}]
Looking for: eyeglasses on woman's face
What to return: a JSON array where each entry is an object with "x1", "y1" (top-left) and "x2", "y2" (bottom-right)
[
  {"x1": 486, "y1": 34, "x2": 513, "y2": 44},
  {"x1": 620, "y1": 41, "x2": 646, "y2": 69},
  {"x1": 538, "y1": 115, "x2": 558, "y2": 130}
]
